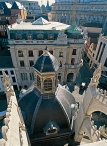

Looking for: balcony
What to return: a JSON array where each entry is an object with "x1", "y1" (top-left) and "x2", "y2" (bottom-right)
[
  {"x1": 68, "y1": 39, "x2": 84, "y2": 44},
  {"x1": 8, "y1": 39, "x2": 67, "y2": 45},
  {"x1": 8, "y1": 39, "x2": 59, "y2": 45},
  {"x1": 65, "y1": 59, "x2": 83, "y2": 69}
]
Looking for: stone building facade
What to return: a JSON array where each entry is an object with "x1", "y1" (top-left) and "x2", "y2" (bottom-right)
[
  {"x1": 49, "y1": 0, "x2": 107, "y2": 27},
  {"x1": 7, "y1": 17, "x2": 84, "y2": 89}
]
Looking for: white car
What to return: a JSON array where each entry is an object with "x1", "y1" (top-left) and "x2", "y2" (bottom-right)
[{"x1": 80, "y1": 82, "x2": 86, "y2": 90}]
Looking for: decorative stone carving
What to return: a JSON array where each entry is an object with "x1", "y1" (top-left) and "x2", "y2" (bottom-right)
[{"x1": 57, "y1": 30, "x2": 67, "y2": 41}]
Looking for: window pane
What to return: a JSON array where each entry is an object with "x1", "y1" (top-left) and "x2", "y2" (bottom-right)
[
  {"x1": 28, "y1": 50, "x2": 33, "y2": 57},
  {"x1": 18, "y1": 51, "x2": 23, "y2": 57},
  {"x1": 72, "y1": 49, "x2": 76, "y2": 55},
  {"x1": 39, "y1": 50, "x2": 43, "y2": 56},
  {"x1": 10, "y1": 70, "x2": 14, "y2": 75},
  {"x1": 29, "y1": 60, "x2": 34, "y2": 66},
  {"x1": 44, "y1": 78, "x2": 52, "y2": 91},
  {"x1": 12, "y1": 77, "x2": 16, "y2": 82},
  {"x1": 27, "y1": 35, "x2": 32, "y2": 40},
  {"x1": 20, "y1": 61, "x2": 25, "y2": 67}
]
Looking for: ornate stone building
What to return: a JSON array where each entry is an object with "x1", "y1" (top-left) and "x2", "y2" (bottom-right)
[
  {"x1": 49, "y1": 0, "x2": 107, "y2": 27},
  {"x1": 1, "y1": 51, "x2": 107, "y2": 145},
  {"x1": 7, "y1": 17, "x2": 84, "y2": 89}
]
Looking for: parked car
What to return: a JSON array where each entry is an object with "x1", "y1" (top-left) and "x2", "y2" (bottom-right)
[
  {"x1": 80, "y1": 82, "x2": 86, "y2": 90},
  {"x1": 98, "y1": 83, "x2": 107, "y2": 90}
]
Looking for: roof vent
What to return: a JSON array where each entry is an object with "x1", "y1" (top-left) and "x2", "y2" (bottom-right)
[{"x1": 52, "y1": 27, "x2": 56, "y2": 30}]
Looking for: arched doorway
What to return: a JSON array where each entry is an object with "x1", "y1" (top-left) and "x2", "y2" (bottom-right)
[{"x1": 67, "y1": 73, "x2": 74, "y2": 82}]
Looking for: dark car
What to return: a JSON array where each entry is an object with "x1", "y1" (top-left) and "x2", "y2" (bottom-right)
[{"x1": 98, "y1": 83, "x2": 107, "y2": 90}]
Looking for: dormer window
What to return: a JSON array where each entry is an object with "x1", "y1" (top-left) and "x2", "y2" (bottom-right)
[
  {"x1": 27, "y1": 35, "x2": 32, "y2": 40},
  {"x1": 37, "y1": 34, "x2": 43, "y2": 40},
  {"x1": 74, "y1": 35, "x2": 78, "y2": 39},
  {"x1": 44, "y1": 121, "x2": 60, "y2": 136},
  {"x1": 44, "y1": 78, "x2": 52, "y2": 91},
  {"x1": 16, "y1": 35, "x2": 21, "y2": 40},
  {"x1": 48, "y1": 35, "x2": 54, "y2": 40}
]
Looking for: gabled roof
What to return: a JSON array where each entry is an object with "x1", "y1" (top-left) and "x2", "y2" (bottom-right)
[
  {"x1": 0, "y1": 2, "x2": 12, "y2": 16},
  {"x1": 5, "y1": 2, "x2": 12, "y2": 9},
  {"x1": 11, "y1": 1, "x2": 25, "y2": 10},
  {"x1": 32, "y1": 17, "x2": 50, "y2": 25}
]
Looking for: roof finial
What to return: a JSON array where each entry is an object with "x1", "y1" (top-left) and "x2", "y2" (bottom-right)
[{"x1": 44, "y1": 46, "x2": 49, "y2": 52}]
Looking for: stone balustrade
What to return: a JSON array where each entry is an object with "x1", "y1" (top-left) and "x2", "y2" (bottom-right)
[
  {"x1": 65, "y1": 59, "x2": 83, "y2": 69},
  {"x1": 8, "y1": 39, "x2": 68, "y2": 45}
]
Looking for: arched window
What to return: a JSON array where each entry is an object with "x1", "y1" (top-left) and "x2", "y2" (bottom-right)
[
  {"x1": 49, "y1": 50, "x2": 53, "y2": 54},
  {"x1": 59, "y1": 61, "x2": 62, "y2": 67},
  {"x1": 67, "y1": 73, "x2": 74, "y2": 82},
  {"x1": 37, "y1": 75, "x2": 41, "y2": 89},
  {"x1": 38, "y1": 50, "x2": 43, "y2": 56},
  {"x1": 18, "y1": 50, "x2": 23, "y2": 57},
  {"x1": 44, "y1": 78, "x2": 52, "y2": 91},
  {"x1": 58, "y1": 73, "x2": 61, "y2": 82},
  {"x1": 28, "y1": 50, "x2": 33, "y2": 57}
]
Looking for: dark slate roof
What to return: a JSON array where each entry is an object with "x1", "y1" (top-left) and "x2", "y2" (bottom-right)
[
  {"x1": 18, "y1": 84, "x2": 75, "y2": 139},
  {"x1": 33, "y1": 51, "x2": 59, "y2": 73},
  {"x1": 0, "y1": 48, "x2": 13, "y2": 68},
  {"x1": 88, "y1": 33, "x2": 100, "y2": 38},
  {"x1": 0, "y1": 4, "x2": 3, "y2": 10},
  {"x1": 11, "y1": 1, "x2": 25, "y2": 10},
  {"x1": 82, "y1": 22, "x2": 103, "y2": 28},
  {"x1": 0, "y1": 48, "x2": 11, "y2": 56},
  {"x1": 0, "y1": 56, "x2": 14, "y2": 68},
  {"x1": 0, "y1": 2, "x2": 12, "y2": 16}
]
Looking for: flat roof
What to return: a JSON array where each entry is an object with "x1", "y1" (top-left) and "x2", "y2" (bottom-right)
[{"x1": 9, "y1": 21, "x2": 70, "y2": 31}]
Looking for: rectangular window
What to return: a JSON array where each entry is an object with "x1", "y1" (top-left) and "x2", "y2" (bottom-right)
[
  {"x1": 5, "y1": 71, "x2": 8, "y2": 75},
  {"x1": 72, "y1": 49, "x2": 76, "y2": 55},
  {"x1": 96, "y1": 42, "x2": 102, "y2": 60},
  {"x1": 98, "y1": 43, "x2": 106, "y2": 63},
  {"x1": 0, "y1": 71, "x2": 2, "y2": 75},
  {"x1": 18, "y1": 51, "x2": 23, "y2": 57},
  {"x1": 21, "y1": 73, "x2": 28, "y2": 81},
  {"x1": 10, "y1": 70, "x2": 14, "y2": 75},
  {"x1": 12, "y1": 77, "x2": 16, "y2": 82},
  {"x1": 71, "y1": 58, "x2": 75, "y2": 65},
  {"x1": 29, "y1": 60, "x2": 34, "y2": 67},
  {"x1": 59, "y1": 52, "x2": 63, "y2": 57},
  {"x1": 20, "y1": 61, "x2": 25, "y2": 67},
  {"x1": 29, "y1": 73, "x2": 34, "y2": 80},
  {"x1": 104, "y1": 58, "x2": 107, "y2": 67}
]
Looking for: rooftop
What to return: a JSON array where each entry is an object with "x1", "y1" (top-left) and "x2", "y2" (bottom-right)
[
  {"x1": 82, "y1": 23, "x2": 103, "y2": 28},
  {"x1": 9, "y1": 21, "x2": 70, "y2": 30}
]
